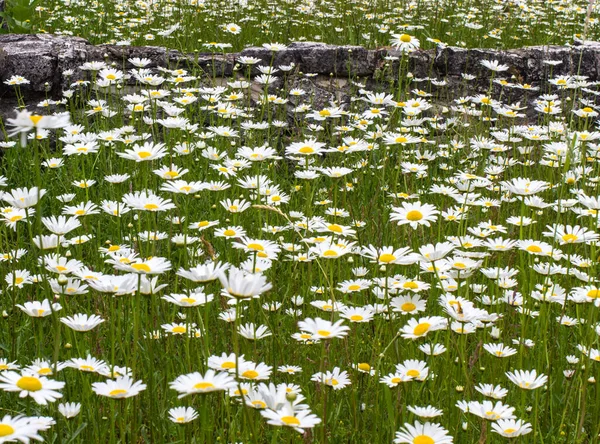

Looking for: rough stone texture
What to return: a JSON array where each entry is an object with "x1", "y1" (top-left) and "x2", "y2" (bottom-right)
[{"x1": 2, "y1": 34, "x2": 600, "y2": 119}]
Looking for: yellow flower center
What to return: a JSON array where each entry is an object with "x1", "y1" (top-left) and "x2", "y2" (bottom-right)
[
  {"x1": 29, "y1": 115, "x2": 44, "y2": 125},
  {"x1": 172, "y1": 326, "x2": 186, "y2": 333},
  {"x1": 562, "y1": 234, "x2": 578, "y2": 242},
  {"x1": 526, "y1": 245, "x2": 542, "y2": 253},
  {"x1": 404, "y1": 281, "x2": 418, "y2": 289},
  {"x1": 406, "y1": 210, "x2": 423, "y2": 221},
  {"x1": 221, "y1": 361, "x2": 236, "y2": 369},
  {"x1": 391, "y1": 377, "x2": 402, "y2": 384},
  {"x1": 504, "y1": 428, "x2": 516, "y2": 434},
  {"x1": 413, "y1": 436, "x2": 434, "y2": 444},
  {"x1": 109, "y1": 389, "x2": 128, "y2": 396},
  {"x1": 242, "y1": 370, "x2": 259, "y2": 379},
  {"x1": 399, "y1": 34, "x2": 412, "y2": 42},
  {"x1": 14, "y1": 277, "x2": 24, "y2": 285},
  {"x1": 317, "y1": 330, "x2": 331, "y2": 337},
  {"x1": 131, "y1": 263, "x2": 151, "y2": 272},
  {"x1": 413, "y1": 322, "x2": 431, "y2": 336},
  {"x1": 485, "y1": 411, "x2": 500, "y2": 420},
  {"x1": 16, "y1": 376, "x2": 42, "y2": 391},
  {"x1": 143, "y1": 203, "x2": 159, "y2": 211},
  {"x1": 395, "y1": 136, "x2": 408, "y2": 143},
  {"x1": 319, "y1": 109, "x2": 331, "y2": 117},
  {"x1": 181, "y1": 298, "x2": 196, "y2": 304},
  {"x1": 281, "y1": 416, "x2": 300, "y2": 426},
  {"x1": 137, "y1": 151, "x2": 152, "y2": 159},
  {"x1": 323, "y1": 250, "x2": 338, "y2": 257},
  {"x1": 328, "y1": 224, "x2": 343, "y2": 233},
  {"x1": 350, "y1": 315, "x2": 364, "y2": 321},
  {"x1": 193, "y1": 382, "x2": 215, "y2": 390},
  {"x1": 246, "y1": 243, "x2": 264, "y2": 251},
  {"x1": 358, "y1": 363, "x2": 371, "y2": 372},
  {"x1": 587, "y1": 289, "x2": 600, "y2": 298},
  {"x1": 406, "y1": 369, "x2": 420, "y2": 377},
  {"x1": 379, "y1": 253, "x2": 396, "y2": 263},
  {"x1": 401, "y1": 302, "x2": 416, "y2": 312},
  {"x1": 348, "y1": 285, "x2": 361, "y2": 291},
  {"x1": 252, "y1": 400, "x2": 267, "y2": 408},
  {"x1": 0, "y1": 425, "x2": 15, "y2": 437}
]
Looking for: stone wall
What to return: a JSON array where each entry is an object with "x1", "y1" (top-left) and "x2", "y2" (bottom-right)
[{"x1": 1, "y1": 34, "x2": 600, "y2": 119}]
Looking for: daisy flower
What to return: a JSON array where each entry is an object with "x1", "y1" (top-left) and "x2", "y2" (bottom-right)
[
  {"x1": 297, "y1": 317, "x2": 350, "y2": 339},
  {"x1": 393, "y1": 420, "x2": 453, "y2": 444},
  {"x1": 168, "y1": 407, "x2": 198, "y2": 424},
  {"x1": 483, "y1": 343, "x2": 517, "y2": 358},
  {"x1": 58, "y1": 402, "x2": 81, "y2": 419},
  {"x1": 474, "y1": 383, "x2": 508, "y2": 399},
  {"x1": 407, "y1": 405, "x2": 444, "y2": 418},
  {"x1": 391, "y1": 295, "x2": 427, "y2": 315},
  {"x1": 6, "y1": 109, "x2": 70, "y2": 146},
  {"x1": 121, "y1": 191, "x2": 176, "y2": 212},
  {"x1": 0, "y1": 372, "x2": 65, "y2": 405},
  {"x1": 0, "y1": 414, "x2": 45, "y2": 442},
  {"x1": 311, "y1": 367, "x2": 351, "y2": 390},
  {"x1": 207, "y1": 353, "x2": 246, "y2": 374},
  {"x1": 238, "y1": 361, "x2": 273, "y2": 381},
  {"x1": 360, "y1": 245, "x2": 419, "y2": 265},
  {"x1": 390, "y1": 34, "x2": 420, "y2": 53},
  {"x1": 238, "y1": 323, "x2": 272, "y2": 340},
  {"x1": 177, "y1": 261, "x2": 229, "y2": 282},
  {"x1": 400, "y1": 316, "x2": 448, "y2": 340},
  {"x1": 260, "y1": 405, "x2": 321, "y2": 434},
  {"x1": 92, "y1": 375, "x2": 146, "y2": 399},
  {"x1": 278, "y1": 365, "x2": 302, "y2": 375},
  {"x1": 505, "y1": 369, "x2": 548, "y2": 390},
  {"x1": 395, "y1": 359, "x2": 429, "y2": 382},
  {"x1": 462, "y1": 400, "x2": 516, "y2": 421},
  {"x1": 218, "y1": 267, "x2": 273, "y2": 300},
  {"x1": 162, "y1": 291, "x2": 213, "y2": 307},
  {"x1": 117, "y1": 142, "x2": 168, "y2": 162},
  {"x1": 66, "y1": 355, "x2": 108, "y2": 374},
  {"x1": 60, "y1": 314, "x2": 104, "y2": 332},
  {"x1": 390, "y1": 202, "x2": 439, "y2": 229},
  {"x1": 16, "y1": 300, "x2": 62, "y2": 318},
  {"x1": 491, "y1": 419, "x2": 532, "y2": 438},
  {"x1": 170, "y1": 370, "x2": 237, "y2": 398}
]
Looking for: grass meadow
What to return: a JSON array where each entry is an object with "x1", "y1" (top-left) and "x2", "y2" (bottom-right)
[{"x1": 1, "y1": 0, "x2": 600, "y2": 442}]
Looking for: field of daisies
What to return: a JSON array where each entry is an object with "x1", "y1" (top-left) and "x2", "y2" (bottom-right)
[{"x1": 1, "y1": 0, "x2": 600, "y2": 443}]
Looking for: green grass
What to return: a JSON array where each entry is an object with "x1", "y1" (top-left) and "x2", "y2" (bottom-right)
[
  {"x1": 1, "y1": 1, "x2": 600, "y2": 443},
  {"x1": 31, "y1": 0, "x2": 600, "y2": 52}
]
